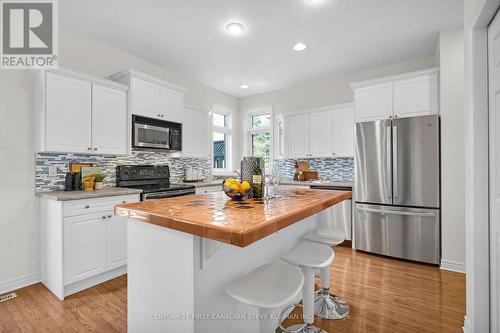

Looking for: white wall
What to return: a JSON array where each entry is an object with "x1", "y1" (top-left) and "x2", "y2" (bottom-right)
[
  {"x1": 437, "y1": 28, "x2": 466, "y2": 270},
  {"x1": 0, "y1": 29, "x2": 238, "y2": 290},
  {"x1": 236, "y1": 56, "x2": 436, "y2": 164}
]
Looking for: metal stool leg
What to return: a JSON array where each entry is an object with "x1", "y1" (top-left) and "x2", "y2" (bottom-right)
[{"x1": 314, "y1": 266, "x2": 350, "y2": 320}]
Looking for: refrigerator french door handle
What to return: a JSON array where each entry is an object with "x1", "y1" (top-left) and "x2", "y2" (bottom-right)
[
  {"x1": 386, "y1": 126, "x2": 392, "y2": 199},
  {"x1": 392, "y1": 125, "x2": 398, "y2": 199},
  {"x1": 356, "y1": 206, "x2": 436, "y2": 217}
]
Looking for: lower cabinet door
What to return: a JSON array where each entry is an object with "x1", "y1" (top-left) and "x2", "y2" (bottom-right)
[
  {"x1": 106, "y1": 213, "x2": 128, "y2": 269},
  {"x1": 64, "y1": 213, "x2": 107, "y2": 285}
]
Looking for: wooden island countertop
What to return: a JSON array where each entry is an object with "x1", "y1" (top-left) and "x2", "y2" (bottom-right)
[{"x1": 115, "y1": 188, "x2": 352, "y2": 247}]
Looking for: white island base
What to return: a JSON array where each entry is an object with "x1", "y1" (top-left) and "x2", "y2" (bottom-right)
[{"x1": 127, "y1": 216, "x2": 317, "y2": 333}]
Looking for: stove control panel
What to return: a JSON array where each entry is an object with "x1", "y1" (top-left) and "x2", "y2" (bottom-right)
[{"x1": 116, "y1": 165, "x2": 170, "y2": 181}]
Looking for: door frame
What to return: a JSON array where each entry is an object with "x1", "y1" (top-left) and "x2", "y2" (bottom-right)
[{"x1": 466, "y1": 1, "x2": 500, "y2": 332}]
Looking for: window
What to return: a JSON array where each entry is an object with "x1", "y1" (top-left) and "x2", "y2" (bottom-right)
[
  {"x1": 248, "y1": 109, "x2": 273, "y2": 168},
  {"x1": 212, "y1": 104, "x2": 232, "y2": 174}
]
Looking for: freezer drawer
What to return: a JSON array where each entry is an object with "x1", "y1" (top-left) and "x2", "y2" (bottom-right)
[{"x1": 354, "y1": 203, "x2": 440, "y2": 264}]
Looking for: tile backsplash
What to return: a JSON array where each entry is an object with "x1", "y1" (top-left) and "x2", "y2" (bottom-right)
[
  {"x1": 274, "y1": 157, "x2": 354, "y2": 182},
  {"x1": 36, "y1": 151, "x2": 212, "y2": 191}
]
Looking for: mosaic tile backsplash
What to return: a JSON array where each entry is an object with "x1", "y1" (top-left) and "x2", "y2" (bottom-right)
[
  {"x1": 36, "y1": 151, "x2": 212, "y2": 191},
  {"x1": 274, "y1": 157, "x2": 354, "y2": 182}
]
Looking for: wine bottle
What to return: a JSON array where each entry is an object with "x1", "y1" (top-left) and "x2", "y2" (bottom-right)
[{"x1": 252, "y1": 160, "x2": 263, "y2": 199}]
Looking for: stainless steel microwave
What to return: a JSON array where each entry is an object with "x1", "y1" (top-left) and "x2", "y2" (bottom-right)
[{"x1": 132, "y1": 115, "x2": 182, "y2": 151}]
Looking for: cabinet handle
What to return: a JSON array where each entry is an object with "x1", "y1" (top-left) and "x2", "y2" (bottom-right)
[
  {"x1": 102, "y1": 216, "x2": 106, "y2": 219},
  {"x1": 85, "y1": 205, "x2": 90, "y2": 209},
  {"x1": 107, "y1": 215, "x2": 112, "y2": 219},
  {"x1": 87, "y1": 147, "x2": 92, "y2": 151},
  {"x1": 93, "y1": 147, "x2": 98, "y2": 151}
]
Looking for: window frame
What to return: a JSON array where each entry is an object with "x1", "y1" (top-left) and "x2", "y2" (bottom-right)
[
  {"x1": 211, "y1": 104, "x2": 233, "y2": 176},
  {"x1": 247, "y1": 107, "x2": 274, "y2": 171}
]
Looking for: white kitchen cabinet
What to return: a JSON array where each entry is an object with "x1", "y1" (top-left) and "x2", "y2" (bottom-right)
[
  {"x1": 40, "y1": 193, "x2": 140, "y2": 300},
  {"x1": 64, "y1": 212, "x2": 107, "y2": 285},
  {"x1": 183, "y1": 107, "x2": 211, "y2": 158},
  {"x1": 195, "y1": 185, "x2": 223, "y2": 194},
  {"x1": 106, "y1": 213, "x2": 128, "y2": 270},
  {"x1": 286, "y1": 114, "x2": 310, "y2": 158},
  {"x1": 45, "y1": 72, "x2": 92, "y2": 153},
  {"x1": 111, "y1": 70, "x2": 186, "y2": 122},
  {"x1": 332, "y1": 106, "x2": 355, "y2": 157},
  {"x1": 131, "y1": 77, "x2": 160, "y2": 119},
  {"x1": 309, "y1": 111, "x2": 333, "y2": 158},
  {"x1": 91, "y1": 84, "x2": 128, "y2": 154},
  {"x1": 160, "y1": 86, "x2": 184, "y2": 122},
  {"x1": 353, "y1": 82, "x2": 393, "y2": 122},
  {"x1": 36, "y1": 68, "x2": 128, "y2": 154},
  {"x1": 351, "y1": 68, "x2": 439, "y2": 122},
  {"x1": 393, "y1": 74, "x2": 438, "y2": 118}
]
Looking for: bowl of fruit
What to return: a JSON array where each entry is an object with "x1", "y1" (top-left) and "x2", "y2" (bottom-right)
[{"x1": 223, "y1": 178, "x2": 251, "y2": 201}]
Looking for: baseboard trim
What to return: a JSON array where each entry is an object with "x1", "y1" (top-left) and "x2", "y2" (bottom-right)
[
  {"x1": 64, "y1": 265, "x2": 127, "y2": 298},
  {"x1": 463, "y1": 315, "x2": 471, "y2": 333},
  {"x1": 440, "y1": 259, "x2": 466, "y2": 273},
  {"x1": 0, "y1": 272, "x2": 41, "y2": 295}
]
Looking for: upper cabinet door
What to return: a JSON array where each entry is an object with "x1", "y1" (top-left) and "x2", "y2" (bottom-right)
[
  {"x1": 286, "y1": 114, "x2": 310, "y2": 158},
  {"x1": 393, "y1": 74, "x2": 438, "y2": 119},
  {"x1": 354, "y1": 82, "x2": 393, "y2": 122},
  {"x1": 332, "y1": 106, "x2": 355, "y2": 157},
  {"x1": 45, "y1": 72, "x2": 92, "y2": 153},
  {"x1": 309, "y1": 111, "x2": 333, "y2": 158},
  {"x1": 91, "y1": 84, "x2": 128, "y2": 155},
  {"x1": 160, "y1": 86, "x2": 184, "y2": 122},
  {"x1": 131, "y1": 77, "x2": 160, "y2": 119},
  {"x1": 182, "y1": 108, "x2": 210, "y2": 158}
]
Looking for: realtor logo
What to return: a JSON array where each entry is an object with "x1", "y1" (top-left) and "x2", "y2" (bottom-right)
[{"x1": 1, "y1": 0, "x2": 58, "y2": 69}]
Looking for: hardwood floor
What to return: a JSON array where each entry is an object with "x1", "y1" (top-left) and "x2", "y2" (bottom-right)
[{"x1": 0, "y1": 247, "x2": 465, "y2": 333}]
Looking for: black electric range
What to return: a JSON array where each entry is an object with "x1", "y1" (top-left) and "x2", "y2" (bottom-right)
[{"x1": 116, "y1": 165, "x2": 195, "y2": 201}]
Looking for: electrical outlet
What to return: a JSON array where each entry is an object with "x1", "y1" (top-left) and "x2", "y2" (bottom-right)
[{"x1": 48, "y1": 166, "x2": 58, "y2": 177}]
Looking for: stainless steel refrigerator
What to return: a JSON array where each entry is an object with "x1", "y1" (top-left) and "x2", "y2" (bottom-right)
[{"x1": 354, "y1": 115, "x2": 440, "y2": 264}]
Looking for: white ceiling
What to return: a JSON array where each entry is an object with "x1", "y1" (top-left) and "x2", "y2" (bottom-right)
[{"x1": 60, "y1": 0, "x2": 463, "y2": 97}]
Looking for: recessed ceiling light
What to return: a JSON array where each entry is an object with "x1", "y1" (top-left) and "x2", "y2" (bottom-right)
[
  {"x1": 226, "y1": 22, "x2": 245, "y2": 35},
  {"x1": 240, "y1": 84, "x2": 249, "y2": 89},
  {"x1": 293, "y1": 42, "x2": 307, "y2": 51}
]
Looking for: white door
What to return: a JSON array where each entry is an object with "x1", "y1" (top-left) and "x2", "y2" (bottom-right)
[
  {"x1": 91, "y1": 84, "x2": 128, "y2": 154},
  {"x1": 64, "y1": 213, "x2": 106, "y2": 285},
  {"x1": 286, "y1": 114, "x2": 309, "y2": 158},
  {"x1": 160, "y1": 86, "x2": 184, "y2": 122},
  {"x1": 309, "y1": 111, "x2": 333, "y2": 157},
  {"x1": 393, "y1": 74, "x2": 438, "y2": 119},
  {"x1": 332, "y1": 106, "x2": 355, "y2": 157},
  {"x1": 183, "y1": 108, "x2": 210, "y2": 158},
  {"x1": 131, "y1": 77, "x2": 160, "y2": 119},
  {"x1": 354, "y1": 82, "x2": 393, "y2": 122},
  {"x1": 489, "y1": 14, "x2": 500, "y2": 332},
  {"x1": 45, "y1": 72, "x2": 92, "y2": 152},
  {"x1": 106, "y1": 213, "x2": 128, "y2": 270}
]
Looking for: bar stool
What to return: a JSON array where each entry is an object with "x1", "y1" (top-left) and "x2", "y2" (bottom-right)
[
  {"x1": 302, "y1": 208, "x2": 350, "y2": 320},
  {"x1": 281, "y1": 241, "x2": 334, "y2": 333},
  {"x1": 226, "y1": 262, "x2": 304, "y2": 333}
]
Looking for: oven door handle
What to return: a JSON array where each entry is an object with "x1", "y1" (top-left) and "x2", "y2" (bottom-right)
[{"x1": 143, "y1": 189, "x2": 194, "y2": 200}]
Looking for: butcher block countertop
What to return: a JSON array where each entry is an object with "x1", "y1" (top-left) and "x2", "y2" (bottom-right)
[{"x1": 115, "y1": 188, "x2": 352, "y2": 247}]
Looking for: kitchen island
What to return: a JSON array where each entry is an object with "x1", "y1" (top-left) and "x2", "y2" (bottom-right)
[{"x1": 115, "y1": 188, "x2": 351, "y2": 333}]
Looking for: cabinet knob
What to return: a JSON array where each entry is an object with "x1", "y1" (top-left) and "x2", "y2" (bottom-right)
[
  {"x1": 389, "y1": 116, "x2": 393, "y2": 119},
  {"x1": 122, "y1": 201, "x2": 126, "y2": 204},
  {"x1": 87, "y1": 147, "x2": 92, "y2": 151},
  {"x1": 107, "y1": 215, "x2": 112, "y2": 219},
  {"x1": 85, "y1": 205, "x2": 90, "y2": 209},
  {"x1": 93, "y1": 147, "x2": 98, "y2": 151},
  {"x1": 157, "y1": 114, "x2": 161, "y2": 117},
  {"x1": 394, "y1": 115, "x2": 398, "y2": 118},
  {"x1": 102, "y1": 216, "x2": 106, "y2": 219}
]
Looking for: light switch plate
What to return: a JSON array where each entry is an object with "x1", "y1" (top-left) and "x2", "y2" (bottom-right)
[{"x1": 48, "y1": 166, "x2": 57, "y2": 177}]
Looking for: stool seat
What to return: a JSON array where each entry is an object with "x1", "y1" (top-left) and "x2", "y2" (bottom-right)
[
  {"x1": 226, "y1": 262, "x2": 304, "y2": 309},
  {"x1": 302, "y1": 230, "x2": 344, "y2": 247},
  {"x1": 281, "y1": 241, "x2": 334, "y2": 268}
]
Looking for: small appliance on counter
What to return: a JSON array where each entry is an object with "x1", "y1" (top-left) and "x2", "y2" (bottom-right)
[{"x1": 116, "y1": 165, "x2": 195, "y2": 201}]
